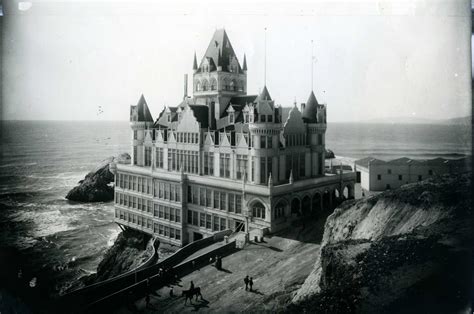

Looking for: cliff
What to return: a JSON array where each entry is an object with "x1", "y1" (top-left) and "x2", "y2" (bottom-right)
[
  {"x1": 66, "y1": 153, "x2": 130, "y2": 202},
  {"x1": 290, "y1": 172, "x2": 472, "y2": 313},
  {"x1": 76, "y1": 229, "x2": 154, "y2": 288}
]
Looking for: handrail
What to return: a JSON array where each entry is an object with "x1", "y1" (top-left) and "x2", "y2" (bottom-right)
[{"x1": 59, "y1": 230, "x2": 232, "y2": 312}]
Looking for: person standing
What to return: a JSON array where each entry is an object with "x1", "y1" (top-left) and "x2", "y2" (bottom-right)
[
  {"x1": 249, "y1": 277, "x2": 254, "y2": 292},
  {"x1": 244, "y1": 275, "x2": 249, "y2": 291}
]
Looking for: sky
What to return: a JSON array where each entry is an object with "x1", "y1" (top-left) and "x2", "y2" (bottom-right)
[{"x1": 1, "y1": 0, "x2": 472, "y2": 122}]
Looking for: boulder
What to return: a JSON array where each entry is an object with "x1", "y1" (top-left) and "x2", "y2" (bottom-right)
[{"x1": 65, "y1": 153, "x2": 130, "y2": 202}]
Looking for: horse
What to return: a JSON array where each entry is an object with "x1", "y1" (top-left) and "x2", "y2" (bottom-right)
[{"x1": 182, "y1": 287, "x2": 202, "y2": 305}]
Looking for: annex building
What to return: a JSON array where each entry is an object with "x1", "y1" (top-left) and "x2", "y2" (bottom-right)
[
  {"x1": 111, "y1": 29, "x2": 356, "y2": 246},
  {"x1": 355, "y1": 156, "x2": 471, "y2": 192}
]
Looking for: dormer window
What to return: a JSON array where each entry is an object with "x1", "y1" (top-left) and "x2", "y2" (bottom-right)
[
  {"x1": 244, "y1": 114, "x2": 249, "y2": 123},
  {"x1": 229, "y1": 113, "x2": 235, "y2": 124},
  {"x1": 268, "y1": 115, "x2": 273, "y2": 122},
  {"x1": 249, "y1": 114, "x2": 253, "y2": 123},
  {"x1": 167, "y1": 115, "x2": 171, "y2": 122}
]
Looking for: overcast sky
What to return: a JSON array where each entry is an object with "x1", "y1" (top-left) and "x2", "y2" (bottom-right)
[{"x1": 2, "y1": 0, "x2": 471, "y2": 122}]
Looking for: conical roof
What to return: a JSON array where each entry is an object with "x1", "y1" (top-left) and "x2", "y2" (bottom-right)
[
  {"x1": 193, "y1": 52, "x2": 198, "y2": 70},
  {"x1": 302, "y1": 90, "x2": 319, "y2": 122},
  {"x1": 256, "y1": 85, "x2": 272, "y2": 102},
  {"x1": 199, "y1": 29, "x2": 241, "y2": 72},
  {"x1": 135, "y1": 94, "x2": 154, "y2": 122}
]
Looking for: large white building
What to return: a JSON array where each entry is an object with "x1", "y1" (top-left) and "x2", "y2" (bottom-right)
[
  {"x1": 112, "y1": 29, "x2": 356, "y2": 246},
  {"x1": 355, "y1": 156, "x2": 471, "y2": 192}
]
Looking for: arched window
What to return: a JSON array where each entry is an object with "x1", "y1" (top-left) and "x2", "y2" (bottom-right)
[
  {"x1": 238, "y1": 80, "x2": 244, "y2": 92},
  {"x1": 202, "y1": 79, "x2": 209, "y2": 91},
  {"x1": 251, "y1": 201, "x2": 266, "y2": 219},
  {"x1": 210, "y1": 78, "x2": 217, "y2": 91},
  {"x1": 274, "y1": 201, "x2": 286, "y2": 219},
  {"x1": 223, "y1": 78, "x2": 230, "y2": 91}
]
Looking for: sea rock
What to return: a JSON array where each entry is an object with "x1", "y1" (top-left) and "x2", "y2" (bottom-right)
[
  {"x1": 290, "y1": 172, "x2": 472, "y2": 313},
  {"x1": 65, "y1": 153, "x2": 130, "y2": 202},
  {"x1": 75, "y1": 229, "x2": 153, "y2": 288}
]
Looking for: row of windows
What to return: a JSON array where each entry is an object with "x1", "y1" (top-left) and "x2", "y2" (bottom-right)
[
  {"x1": 195, "y1": 79, "x2": 244, "y2": 92},
  {"x1": 285, "y1": 153, "x2": 307, "y2": 180},
  {"x1": 154, "y1": 223, "x2": 181, "y2": 240},
  {"x1": 377, "y1": 174, "x2": 426, "y2": 181},
  {"x1": 176, "y1": 132, "x2": 199, "y2": 144},
  {"x1": 153, "y1": 204, "x2": 181, "y2": 223},
  {"x1": 260, "y1": 136, "x2": 273, "y2": 149},
  {"x1": 187, "y1": 185, "x2": 242, "y2": 213},
  {"x1": 117, "y1": 174, "x2": 153, "y2": 195},
  {"x1": 187, "y1": 210, "x2": 227, "y2": 231},
  {"x1": 116, "y1": 192, "x2": 153, "y2": 213},
  {"x1": 116, "y1": 210, "x2": 153, "y2": 229},
  {"x1": 168, "y1": 149, "x2": 199, "y2": 174},
  {"x1": 285, "y1": 133, "x2": 307, "y2": 147},
  {"x1": 384, "y1": 169, "x2": 433, "y2": 176},
  {"x1": 153, "y1": 181, "x2": 182, "y2": 202}
]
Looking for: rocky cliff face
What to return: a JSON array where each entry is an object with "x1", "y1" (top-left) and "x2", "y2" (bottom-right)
[
  {"x1": 77, "y1": 229, "x2": 153, "y2": 287},
  {"x1": 290, "y1": 172, "x2": 472, "y2": 313},
  {"x1": 66, "y1": 153, "x2": 130, "y2": 202}
]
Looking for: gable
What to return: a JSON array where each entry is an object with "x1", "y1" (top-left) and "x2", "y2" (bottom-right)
[{"x1": 283, "y1": 106, "x2": 306, "y2": 134}]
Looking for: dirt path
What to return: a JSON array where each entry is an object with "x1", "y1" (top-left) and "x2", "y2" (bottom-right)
[{"x1": 115, "y1": 215, "x2": 328, "y2": 313}]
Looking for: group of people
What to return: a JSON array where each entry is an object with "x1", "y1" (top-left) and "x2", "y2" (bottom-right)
[{"x1": 243, "y1": 275, "x2": 254, "y2": 291}]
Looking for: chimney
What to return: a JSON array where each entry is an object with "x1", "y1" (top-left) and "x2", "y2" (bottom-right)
[{"x1": 183, "y1": 74, "x2": 188, "y2": 99}]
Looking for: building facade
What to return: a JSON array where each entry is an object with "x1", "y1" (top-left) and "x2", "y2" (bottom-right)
[
  {"x1": 112, "y1": 29, "x2": 356, "y2": 246},
  {"x1": 355, "y1": 156, "x2": 471, "y2": 192}
]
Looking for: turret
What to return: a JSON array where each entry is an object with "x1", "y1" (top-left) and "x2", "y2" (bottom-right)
[{"x1": 130, "y1": 94, "x2": 154, "y2": 166}]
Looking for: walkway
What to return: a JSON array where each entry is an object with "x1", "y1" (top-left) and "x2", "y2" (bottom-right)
[{"x1": 115, "y1": 215, "x2": 328, "y2": 313}]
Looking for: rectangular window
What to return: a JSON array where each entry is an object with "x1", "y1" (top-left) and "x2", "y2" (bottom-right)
[
  {"x1": 299, "y1": 153, "x2": 305, "y2": 177},
  {"x1": 387, "y1": 169, "x2": 392, "y2": 174},
  {"x1": 214, "y1": 191, "x2": 220, "y2": 209},
  {"x1": 261, "y1": 115, "x2": 266, "y2": 123},
  {"x1": 206, "y1": 189, "x2": 212, "y2": 207},
  {"x1": 398, "y1": 174, "x2": 403, "y2": 180},
  {"x1": 164, "y1": 207, "x2": 169, "y2": 220},
  {"x1": 170, "y1": 228, "x2": 175, "y2": 239},
  {"x1": 159, "y1": 224, "x2": 164, "y2": 235},
  {"x1": 260, "y1": 136, "x2": 266, "y2": 149},
  {"x1": 187, "y1": 210, "x2": 192, "y2": 224},
  {"x1": 199, "y1": 188, "x2": 206, "y2": 206},
  {"x1": 209, "y1": 152, "x2": 214, "y2": 176},
  {"x1": 145, "y1": 147, "x2": 152, "y2": 167},
  {"x1": 418, "y1": 175, "x2": 422, "y2": 181},
  {"x1": 159, "y1": 205, "x2": 164, "y2": 218},
  {"x1": 267, "y1": 115, "x2": 273, "y2": 122},
  {"x1": 192, "y1": 211, "x2": 198, "y2": 226},
  {"x1": 200, "y1": 213, "x2": 205, "y2": 227},
  {"x1": 192, "y1": 186, "x2": 199, "y2": 205},
  {"x1": 133, "y1": 130, "x2": 137, "y2": 140},
  {"x1": 164, "y1": 226, "x2": 169, "y2": 237},
  {"x1": 187, "y1": 186, "x2": 192, "y2": 203},
  {"x1": 267, "y1": 136, "x2": 273, "y2": 149},
  {"x1": 236, "y1": 155, "x2": 248, "y2": 180},
  {"x1": 206, "y1": 214, "x2": 212, "y2": 229},
  {"x1": 170, "y1": 207, "x2": 175, "y2": 221},
  {"x1": 176, "y1": 186, "x2": 181, "y2": 202},
  {"x1": 220, "y1": 218, "x2": 226, "y2": 231},
  {"x1": 220, "y1": 192, "x2": 226, "y2": 211},
  {"x1": 228, "y1": 194, "x2": 235, "y2": 212},
  {"x1": 213, "y1": 216, "x2": 219, "y2": 231},
  {"x1": 175, "y1": 229, "x2": 181, "y2": 240},
  {"x1": 318, "y1": 134, "x2": 322, "y2": 145},
  {"x1": 235, "y1": 195, "x2": 242, "y2": 214},
  {"x1": 133, "y1": 146, "x2": 137, "y2": 165},
  {"x1": 170, "y1": 185, "x2": 175, "y2": 201},
  {"x1": 156, "y1": 148, "x2": 163, "y2": 168},
  {"x1": 260, "y1": 157, "x2": 267, "y2": 184},
  {"x1": 377, "y1": 174, "x2": 382, "y2": 180},
  {"x1": 175, "y1": 209, "x2": 181, "y2": 222}
]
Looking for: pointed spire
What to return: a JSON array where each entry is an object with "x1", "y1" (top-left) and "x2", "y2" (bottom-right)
[
  {"x1": 243, "y1": 54, "x2": 247, "y2": 71},
  {"x1": 302, "y1": 90, "x2": 319, "y2": 123},
  {"x1": 256, "y1": 85, "x2": 272, "y2": 102},
  {"x1": 193, "y1": 52, "x2": 198, "y2": 70}
]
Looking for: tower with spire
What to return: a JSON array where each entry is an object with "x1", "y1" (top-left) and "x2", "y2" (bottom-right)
[{"x1": 192, "y1": 29, "x2": 247, "y2": 120}]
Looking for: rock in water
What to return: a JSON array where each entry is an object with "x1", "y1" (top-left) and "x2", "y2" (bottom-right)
[
  {"x1": 66, "y1": 153, "x2": 130, "y2": 202},
  {"x1": 290, "y1": 172, "x2": 472, "y2": 313}
]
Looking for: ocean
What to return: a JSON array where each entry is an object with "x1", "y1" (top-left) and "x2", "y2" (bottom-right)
[{"x1": 0, "y1": 120, "x2": 471, "y2": 296}]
